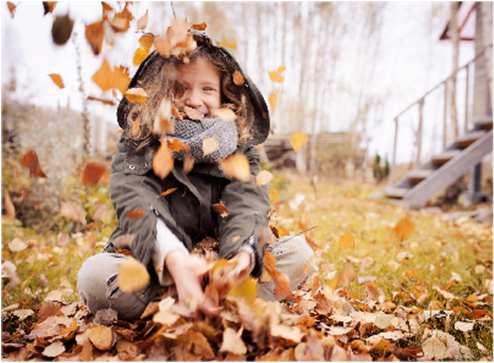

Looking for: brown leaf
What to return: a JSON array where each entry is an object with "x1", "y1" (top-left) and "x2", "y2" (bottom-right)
[
  {"x1": 268, "y1": 65, "x2": 286, "y2": 83},
  {"x1": 60, "y1": 202, "x2": 87, "y2": 225},
  {"x1": 139, "y1": 33, "x2": 155, "y2": 50},
  {"x1": 6, "y1": 2, "x2": 16, "y2": 18},
  {"x1": 37, "y1": 301, "x2": 63, "y2": 322},
  {"x1": 117, "y1": 339, "x2": 139, "y2": 360},
  {"x1": 154, "y1": 19, "x2": 194, "y2": 58},
  {"x1": 290, "y1": 132, "x2": 308, "y2": 152},
  {"x1": 393, "y1": 215, "x2": 414, "y2": 240},
  {"x1": 220, "y1": 153, "x2": 250, "y2": 182},
  {"x1": 49, "y1": 73, "x2": 65, "y2": 89},
  {"x1": 85, "y1": 20, "x2": 104, "y2": 55},
  {"x1": 118, "y1": 258, "x2": 150, "y2": 293},
  {"x1": 43, "y1": 2, "x2": 57, "y2": 15},
  {"x1": 232, "y1": 70, "x2": 245, "y2": 86},
  {"x1": 110, "y1": 6, "x2": 133, "y2": 33},
  {"x1": 136, "y1": 10, "x2": 148, "y2": 31},
  {"x1": 220, "y1": 327, "x2": 247, "y2": 355},
  {"x1": 81, "y1": 162, "x2": 108, "y2": 186},
  {"x1": 153, "y1": 139, "x2": 174, "y2": 179},
  {"x1": 126, "y1": 208, "x2": 145, "y2": 220},
  {"x1": 268, "y1": 91, "x2": 279, "y2": 111},
  {"x1": 101, "y1": 1, "x2": 112, "y2": 19},
  {"x1": 125, "y1": 87, "x2": 149, "y2": 104},
  {"x1": 192, "y1": 22, "x2": 207, "y2": 31},
  {"x1": 88, "y1": 325, "x2": 114, "y2": 350},
  {"x1": 51, "y1": 15, "x2": 74, "y2": 45},
  {"x1": 212, "y1": 201, "x2": 229, "y2": 218},
  {"x1": 177, "y1": 330, "x2": 215, "y2": 360},
  {"x1": 42, "y1": 341, "x2": 65, "y2": 358},
  {"x1": 20, "y1": 150, "x2": 46, "y2": 177}
]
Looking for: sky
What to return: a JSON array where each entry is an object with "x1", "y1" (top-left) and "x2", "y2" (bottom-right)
[{"x1": 1, "y1": 1, "x2": 477, "y2": 163}]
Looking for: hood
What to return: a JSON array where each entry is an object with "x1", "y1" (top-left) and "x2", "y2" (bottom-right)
[{"x1": 117, "y1": 32, "x2": 270, "y2": 146}]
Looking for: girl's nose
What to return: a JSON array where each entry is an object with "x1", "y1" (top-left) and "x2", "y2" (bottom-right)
[{"x1": 184, "y1": 89, "x2": 202, "y2": 108}]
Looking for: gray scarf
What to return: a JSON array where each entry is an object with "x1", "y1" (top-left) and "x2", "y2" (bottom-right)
[{"x1": 169, "y1": 118, "x2": 238, "y2": 163}]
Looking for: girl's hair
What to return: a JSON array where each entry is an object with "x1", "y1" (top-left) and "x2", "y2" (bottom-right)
[{"x1": 122, "y1": 34, "x2": 251, "y2": 151}]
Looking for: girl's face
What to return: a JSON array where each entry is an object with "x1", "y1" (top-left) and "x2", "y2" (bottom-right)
[{"x1": 175, "y1": 57, "x2": 221, "y2": 118}]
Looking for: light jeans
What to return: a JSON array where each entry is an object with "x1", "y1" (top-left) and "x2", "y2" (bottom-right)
[{"x1": 77, "y1": 235, "x2": 315, "y2": 320}]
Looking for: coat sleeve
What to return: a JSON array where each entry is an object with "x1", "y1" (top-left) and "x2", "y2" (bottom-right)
[
  {"x1": 106, "y1": 146, "x2": 192, "y2": 269},
  {"x1": 217, "y1": 145, "x2": 271, "y2": 277}
]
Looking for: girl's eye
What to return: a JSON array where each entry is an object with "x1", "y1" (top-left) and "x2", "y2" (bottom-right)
[{"x1": 203, "y1": 87, "x2": 216, "y2": 92}]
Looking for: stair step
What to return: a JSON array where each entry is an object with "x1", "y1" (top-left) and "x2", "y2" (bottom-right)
[
  {"x1": 431, "y1": 150, "x2": 461, "y2": 166},
  {"x1": 408, "y1": 169, "x2": 433, "y2": 182},
  {"x1": 474, "y1": 119, "x2": 493, "y2": 130},
  {"x1": 454, "y1": 131, "x2": 486, "y2": 149},
  {"x1": 384, "y1": 186, "x2": 409, "y2": 199}
]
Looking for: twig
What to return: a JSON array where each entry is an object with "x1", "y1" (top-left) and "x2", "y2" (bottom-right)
[
  {"x1": 280, "y1": 226, "x2": 318, "y2": 242},
  {"x1": 170, "y1": 1, "x2": 176, "y2": 19}
]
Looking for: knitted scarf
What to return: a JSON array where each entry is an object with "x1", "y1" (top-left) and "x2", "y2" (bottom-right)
[{"x1": 169, "y1": 118, "x2": 238, "y2": 163}]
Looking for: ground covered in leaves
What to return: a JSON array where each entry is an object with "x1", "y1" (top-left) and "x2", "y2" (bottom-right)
[{"x1": 2, "y1": 167, "x2": 492, "y2": 361}]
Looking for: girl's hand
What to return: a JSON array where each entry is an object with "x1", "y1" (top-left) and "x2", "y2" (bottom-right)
[
  {"x1": 165, "y1": 250, "x2": 219, "y2": 316},
  {"x1": 229, "y1": 250, "x2": 252, "y2": 281}
]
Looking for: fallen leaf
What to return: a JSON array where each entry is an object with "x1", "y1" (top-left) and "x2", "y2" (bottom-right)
[
  {"x1": 6, "y1": 2, "x2": 16, "y2": 17},
  {"x1": 12, "y1": 309, "x2": 34, "y2": 321},
  {"x1": 49, "y1": 73, "x2": 65, "y2": 89},
  {"x1": 85, "y1": 20, "x2": 104, "y2": 55},
  {"x1": 256, "y1": 170, "x2": 273, "y2": 186},
  {"x1": 212, "y1": 201, "x2": 229, "y2": 218},
  {"x1": 220, "y1": 153, "x2": 250, "y2": 182},
  {"x1": 192, "y1": 22, "x2": 207, "y2": 31},
  {"x1": 232, "y1": 70, "x2": 245, "y2": 86},
  {"x1": 133, "y1": 46, "x2": 148, "y2": 66},
  {"x1": 153, "y1": 139, "x2": 174, "y2": 179},
  {"x1": 290, "y1": 132, "x2": 308, "y2": 152},
  {"x1": 20, "y1": 150, "x2": 47, "y2": 177},
  {"x1": 8, "y1": 238, "x2": 28, "y2": 252},
  {"x1": 374, "y1": 312, "x2": 394, "y2": 329},
  {"x1": 220, "y1": 327, "x2": 247, "y2": 355},
  {"x1": 268, "y1": 65, "x2": 286, "y2": 83},
  {"x1": 42, "y1": 341, "x2": 65, "y2": 358},
  {"x1": 202, "y1": 137, "x2": 219, "y2": 156},
  {"x1": 82, "y1": 162, "x2": 108, "y2": 186},
  {"x1": 117, "y1": 258, "x2": 150, "y2": 293},
  {"x1": 393, "y1": 215, "x2": 414, "y2": 240},
  {"x1": 227, "y1": 277, "x2": 257, "y2": 306},
  {"x1": 125, "y1": 87, "x2": 149, "y2": 104},
  {"x1": 271, "y1": 324, "x2": 304, "y2": 343},
  {"x1": 139, "y1": 33, "x2": 155, "y2": 50},
  {"x1": 136, "y1": 10, "x2": 148, "y2": 31},
  {"x1": 339, "y1": 232, "x2": 355, "y2": 249},
  {"x1": 454, "y1": 321, "x2": 474, "y2": 332},
  {"x1": 268, "y1": 91, "x2": 279, "y2": 111},
  {"x1": 422, "y1": 335, "x2": 448, "y2": 360},
  {"x1": 211, "y1": 108, "x2": 237, "y2": 122},
  {"x1": 153, "y1": 297, "x2": 180, "y2": 326},
  {"x1": 117, "y1": 339, "x2": 139, "y2": 360},
  {"x1": 88, "y1": 325, "x2": 114, "y2": 350},
  {"x1": 60, "y1": 202, "x2": 87, "y2": 225}
]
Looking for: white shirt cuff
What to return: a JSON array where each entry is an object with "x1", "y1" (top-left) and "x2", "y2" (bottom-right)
[{"x1": 152, "y1": 218, "x2": 189, "y2": 286}]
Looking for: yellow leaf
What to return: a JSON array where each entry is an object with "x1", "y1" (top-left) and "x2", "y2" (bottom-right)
[
  {"x1": 220, "y1": 153, "x2": 250, "y2": 182},
  {"x1": 339, "y1": 232, "x2": 355, "y2": 249},
  {"x1": 117, "y1": 258, "x2": 150, "y2": 293},
  {"x1": 91, "y1": 59, "x2": 114, "y2": 92},
  {"x1": 152, "y1": 139, "x2": 174, "y2": 179},
  {"x1": 202, "y1": 137, "x2": 219, "y2": 156},
  {"x1": 49, "y1": 73, "x2": 65, "y2": 89},
  {"x1": 227, "y1": 277, "x2": 257, "y2": 306},
  {"x1": 139, "y1": 33, "x2": 155, "y2": 50},
  {"x1": 268, "y1": 65, "x2": 286, "y2": 83},
  {"x1": 220, "y1": 328, "x2": 247, "y2": 355},
  {"x1": 393, "y1": 215, "x2": 414, "y2": 240},
  {"x1": 211, "y1": 108, "x2": 237, "y2": 122},
  {"x1": 113, "y1": 66, "x2": 131, "y2": 94},
  {"x1": 290, "y1": 132, "x2": 308, "y2": 152},
  {"x1": 268, "y1": 91, "x2": 279, "y2": 111},
  {"x1": 124, "y1": 87, "x2": 148, "y2": 105},
  {"x1": 132, "y1": 47, "x2": 148, "y2": 66},
  {"x1": 256, "y1": 170, "x2": 273, "y2": 186}
]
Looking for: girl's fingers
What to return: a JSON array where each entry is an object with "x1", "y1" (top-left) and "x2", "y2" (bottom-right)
[{"x1": 199, "y1": 295, "x2": 220, "y2": 316}]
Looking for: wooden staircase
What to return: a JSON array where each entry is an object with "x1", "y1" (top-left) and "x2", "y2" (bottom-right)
[{"x1": 385, "y1": 118, "x2": 492, "y2": 208}]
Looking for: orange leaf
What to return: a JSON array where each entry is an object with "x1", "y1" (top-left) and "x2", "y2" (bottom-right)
[
  {"x1": 6, "y1": 2, "x2": 16, "y2": 17},
  {"x1": 167, "y1": 138, "x2": 190, "y2": 152},
  {"x1": 220, "y1": 153, "x2": 250, "y2": 182},
  {"x1": 212, "y1": 201, "x2": 229, "y2": 218},
  {"x1": 101, "y1": 1, "x2": 113, "y2": 19},
  {"x1": 138, "y1": 33, "x2": 154, "y2": 50},
  {"x1": 153, "y1": 139, "x2": 174, "y2": 179},
  {"x1": 183, "y1": 153, "x2": 195, "y2": 174},
  {"x1": 85, "y1": 20, "x2": 104, "y2": 55},
  {"x1": 20, "y1": 150, "x2": 46, "y2": 178},
  {"x1": 113, "y1": 66, "x2": 130, "y2": 94},
  {"x1": 268, "y1": 65, "x2": 286, "y2": 83},
  {"x1": 49, "y1": 73, "x2": 64, "y2": 89},
  {"x1": 393, "y1": 215, "x2": 414, "y2": 240},
  {"x1": 81, "y1": 162, "x2": 108, "y2": 187},
  {"x1": 136, "y1": 10, "x2": 148, "y2": 31},
  {"x1": 160, "y1": 187, "x2": 178, "y2": 197},
  {"x1": 110, "y1": 7, "x2": 132, "y2": 33},
  {"x1": 91, "y1": 59, "x2": 114, "y2": 92},
  {"x1": 268, "y1": 91, "x2": 279, "y2": 111},
  {"x1": 124, "y1": 87, "x2": 148, "y2": 105},
  {"x1": 126, "y1": 208, "x2": 146, "y2": 220},
  {"x1": 133, "y1": 47, "x2": 148, "y2": 66},
  {"x1": 232, "y1": 70, "x2": 245, "y2": 86},
  {"x1": 290, "y1": 132, "x2": 308, "y2": 152},
  {"x1": 339, "y1": 232, "x2": 355, "y2": 249},
  {"x1": 192, "y1": 22, "x2": 207, "y2": 31}
]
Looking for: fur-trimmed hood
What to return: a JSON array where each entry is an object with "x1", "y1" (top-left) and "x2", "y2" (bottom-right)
[{"x1": 117, "y1": 32, "x2": 270, "y2": 147}]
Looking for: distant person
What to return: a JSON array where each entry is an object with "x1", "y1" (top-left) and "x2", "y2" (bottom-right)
[{"x1": 77, "y1": 30, "x2": 315, "y2": 320}]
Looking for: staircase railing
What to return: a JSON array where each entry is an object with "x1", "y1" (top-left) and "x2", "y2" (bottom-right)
[{"x1": 391, "y1": 44, "x2": 493, "y2": 166}]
